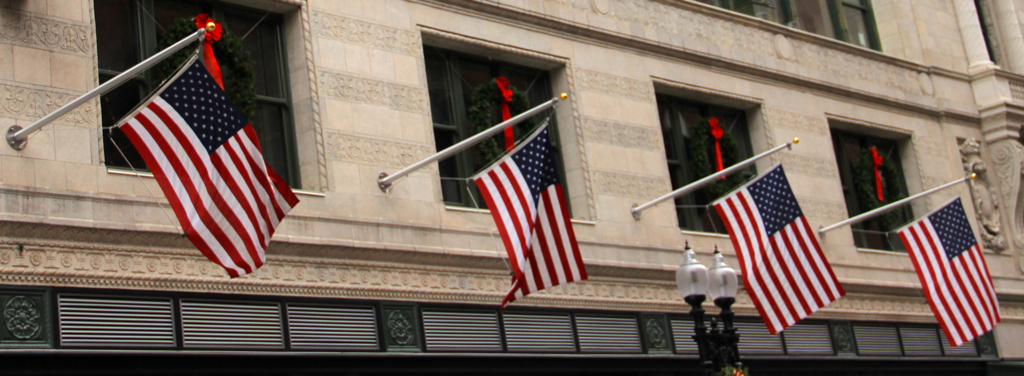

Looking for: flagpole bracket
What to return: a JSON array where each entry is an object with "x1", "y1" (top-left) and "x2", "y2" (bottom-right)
[
  {"x1": 631, "y1": 203, "x2": 641, "y2": 220},
  {"x1": 6, "y1": 125, "x2": 25, "y2": 151},
  {"x1": 378, "y1": 172, "x2": 391, "y2": 192}
]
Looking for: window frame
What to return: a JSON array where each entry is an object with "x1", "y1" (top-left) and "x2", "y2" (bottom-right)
[
  {"x1": 656, "y1": 94, "x2": 756, "y2": 233},
  {"x1": 827, "y1": 0, "x2": 881, "y2": 50},
  {"x1": 830, "y1": 129, "x2": 912, "y2": 251},
  {"x1": 95, "y1": 0, "x2": 301, "y2": 188},
  {"x1": 424, "y1": 46, "x2": 567, "y2": 211}
]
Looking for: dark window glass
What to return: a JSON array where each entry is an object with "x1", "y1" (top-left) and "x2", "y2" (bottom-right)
[
  {"x1": 657, "y1": 95, "x2": 755, "y2": 233},
  {"x1": 831, "y1": 129, "x2": 911, "y2": 251},
  {"x1": 424, "y1": 47, "x2": 562, "y2": 210},
  {"x1": 789, "y1": 0, "x2": 836, "y2": 38},
  {"x1": 94, "y1": 0, "x2": 300, "y2": 187},
  {"x1": 712, "y1": 0, "x2": 880, "y2": 50}
]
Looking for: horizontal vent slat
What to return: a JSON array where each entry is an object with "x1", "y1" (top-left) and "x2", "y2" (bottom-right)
[
  {"x1": 180, "y1": 300, "x2": 283, "y2": 349},
  {"x1": 782, "y1": 322, "x2": 833, "y2": 355},
  {"x1": 575, "y1": 315, "x2": 641, "y2": 354},
  {"x1": 734, "y1": 321, "x2": 784, "y2": 355},
  {"x1": 58, "y1": 295, "x2": 176, "y2": 348},
  {"x1": 286, "y1": 305, "x2": 379, "y2": 350},
  {"x1": 422, "y1": 311, "x2": 501, "y2": 352},
  {"x1": 900, "y1": 327, "x2": 942, "y2": 356},
  {"x1": 940, "y1": 332, "x2": 979, "y2": 357},
  {"x1": 502, "y1": 313, "x2": 575, "y2": 353},
  {"x1": 854, "y1": 325, "x2": 902, "y2": 356}
]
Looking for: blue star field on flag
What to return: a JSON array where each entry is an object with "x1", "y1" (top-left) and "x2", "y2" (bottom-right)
[
  {"x1": 160, "y1": 61, "x2": 248, "y2": 154},
  {"x1": 928, "y1": 198, "x2": 977, "y2": 260},
  {"x1": 747, "y1": 165, "x2": 803, "y2": 237},
  {"x1": 510, "y1": 127, "x2": 560, "y2": 202}
]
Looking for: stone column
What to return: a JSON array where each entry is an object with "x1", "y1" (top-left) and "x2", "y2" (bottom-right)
[
  {"x1": 953, "y1": 0, "x2": 996, "y2": 72},
  {"x1": 993, "y1": 0, "x2": 1024, "y2": 73}
]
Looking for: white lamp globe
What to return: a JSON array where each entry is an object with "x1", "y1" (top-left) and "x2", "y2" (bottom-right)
[
  {"x1": 675, "y1": 243, "x2": 709, "y2": 298},
  {"x1": 707, "y1": 247, "x2": 738, "y2": 301}
]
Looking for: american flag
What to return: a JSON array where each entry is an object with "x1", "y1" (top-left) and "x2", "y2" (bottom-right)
[
  {"x1": 474, "y1": 125, "x2": 587, "y2": 308},
  {"x1": 896, "y1": 197, "x2": 1000, "y2": 347},
  {"x1": 119, "y1": 59, "x2": 300, "y2": 278},
  {"x1": 712, "y1": 164, "x2": 844, "y2": 334}
]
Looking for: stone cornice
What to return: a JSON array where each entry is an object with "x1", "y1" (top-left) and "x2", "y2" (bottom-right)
[{"x1": 417, "y1": 0, "x2": 980, "y2": 123}]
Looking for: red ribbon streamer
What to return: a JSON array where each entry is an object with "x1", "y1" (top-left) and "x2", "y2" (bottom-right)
[
  {"x1": 195, "y1": 14, "x2": 224, "y2": 90},
  {"x1": 496, "y1": 77, "x2": 514, "y2": 151},
  {"x1": 709, "y1": 117, "x2": 724, "y2": 179},
  {"x1": 871, "y1": 146, "x2": 884, "y2": 201}
]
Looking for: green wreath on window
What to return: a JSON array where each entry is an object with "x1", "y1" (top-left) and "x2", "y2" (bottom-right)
[
  {"x1": 467, "y1": 78, "x2": 535, "y2": 164},
  {"x1": 854, "y1": 147, "x2": 904, "y2": 228},
  {"x1": 155, "y1": 16, "x2": 258, "y2": 120},
  {"x1": 685, "y1": 117, "x2": 747, "y2": 201}
]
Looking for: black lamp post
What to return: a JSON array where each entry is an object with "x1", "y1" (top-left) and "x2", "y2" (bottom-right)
[{"x1": 676, "y1": 243, "x2": 741, "y2": 376}]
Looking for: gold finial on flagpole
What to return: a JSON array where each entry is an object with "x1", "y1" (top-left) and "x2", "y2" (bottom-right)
[
  {"x1": 206, "y1": 22, "x2": 216, "y2": 32},
  {"x1": 793, "y1": 137, "x2": 800, "y2": 144},
  {"x1": 559, "y1": 93, "x2": 568, "y2": 100},
  {"x1": 971, "y1": 172, "x2": 977, "y2": 179}
]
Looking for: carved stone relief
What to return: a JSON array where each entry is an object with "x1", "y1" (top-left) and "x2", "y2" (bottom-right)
[
  {"x1": 960, "y1": 138, "x2": 1007, "y2": 252},
  {"x1": 301, "y1": 4, "x2": 330, "y2": 192},
  {"x1": 765, "y1": 107, "x2": 828, "y2": 136},
  {"x1": 797, "y1": 198, "x2": 847, "y2": 223},
  {"x1": 581, "y1": 117, "x2": 661, "y2": 150},
  {"x1": 575, "y1": 69, "x2": 654, "y2": 102},
  {"x1": 324, "y1": 130, "x2": 434, "y2": 168},
  {"x1": 0, "y1": 82, "x2": 95, "y2": 126},
  {"x1": 592, "y1": 170, "x2": 669, "y2": 199},
  {"x1": 311, "y1": 11, "x2": 422, "y2": 56},
  {"x1": 989, "y1": 139, "x2": 1024, "y2": 271},
  {"x1": 778, "y1": 153, "x2": 838, "y2": 178},
  {"x1": 0, "y1": 9, "x2": 92, "y2": 55},
  {"x1": 3, "y1": 296, "x2": 40, "y2": 340},
  {"x1": 318, "y1": 70, "x2": 428, "y2": 113}
]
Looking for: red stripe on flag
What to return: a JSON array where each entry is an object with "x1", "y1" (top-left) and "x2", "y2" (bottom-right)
[{"x1": 736, "y1": 193, "x2": 800, "y2": 326}]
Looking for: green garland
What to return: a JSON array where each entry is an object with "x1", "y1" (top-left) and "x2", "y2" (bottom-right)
[
  {"x1": 155, "y1": 17, "x2": 257, "y2": 120},
  {"x1": 854, "y1": 147, "x2": 903, "y2": 228},
  {"x1": 686, "y1": 117, "x2": 747, "y2": 201},
  {"x1": 711, "y1": 365, "x2": 750, "y2": 376},
  {"x1": 468, "y1": 79, "x2": 534, "y2": 164}
]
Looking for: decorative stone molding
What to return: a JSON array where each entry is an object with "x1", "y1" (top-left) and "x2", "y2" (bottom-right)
[
  {"x1": 318, "y1": 70, "x2": 428, "y2": 113},
  {"x1": 765, "y1": 107, "x2": 828, "y2": 136},
  {"x1": 1010, "y1": 80, "x2": 1024, "y2": 102},
  {"x1": 311, "y1": 11, "x2": 421, "y2": 56},
  {"x1": 324, "y1": 131, "x2": 434, "y2": 168},
  {"x1": 0, "y1": 9, "x2": 91, "y2": 56},
  {"x1": 798, "y1": 198, "x2": 847, "y2": 223},
  {"x1": 960, "y1": 138, "x2": 1007, "y2": 252},
  {"x1": 773, "y1": 34, "x2": 792, "y2": 60},
  {"x1": 575, "y1": 69, "x2": 654, "y2": 102},
  {"x1": 581, "y1": 117, "x2": 661, "y2": 150},
  {"x1": 592, "y1": 170, "x2": 669, "y2": 199},
  {"x1": 0, "y1": 81, "x2": 95, "y2": 126},
  {"x1": 301, "y1": 4, "x2": 330, "y2": 192},
  {"x1": 778, "y1": 153, "x2": 838, "y2": 178},
  {"x1": 989, "y1": 140, "x2": 1024, "y2": 271}
]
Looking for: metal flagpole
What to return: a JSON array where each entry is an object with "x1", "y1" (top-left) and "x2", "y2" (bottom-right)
[
  {"x1": 6, "y1": 26, "x2": 211, "y2": 151},
  {"x1": 817, "y1": 173, "x2": 976, "y2": 237},
  {"x1": 377, "y1": 93, "x2": 568, "y2": 191},
  {"x1": 630, "y1": 137, "x2": 800, "y2": 220}
]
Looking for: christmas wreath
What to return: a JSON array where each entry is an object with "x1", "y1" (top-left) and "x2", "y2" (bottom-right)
[
  {"x1": 468, "y1": 78, "x2": 535, "y2": 164},
  {"x1": 854, "y1": 146, "x2": 903, "y2": 228},
  {"x1": 155, "y1": 15, "x2": 258, "y2": 120},
  {"x1": 686, "y1": 117, "x2": 748, "y2": 201}
]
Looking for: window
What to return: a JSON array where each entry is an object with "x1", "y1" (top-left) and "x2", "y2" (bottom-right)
[
  {"x1": 700, "y1": 0, "x2": 880, "y2": 50},
  {"x1": 95, "y1": 0, "x2": 300, "y2": 187},
  {"x1": 831, "y1": 130, "x2": 911, "y2": 250},
  {"x1": 657, "y1": 95, "x2": 755, "y2": 233},
  {"x1": 424, "y1": 47, "x2": 561, "y2": 209}
]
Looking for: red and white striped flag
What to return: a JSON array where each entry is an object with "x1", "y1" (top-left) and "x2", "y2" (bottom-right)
[
  {"x1": 712, "y1": 164, "x2": 844, "y2": 334},
  {"x1": 896, "y1": 197, "x2": 1000, "y2": 347},
  {"x1": 474, "y1": 125, "x2": 587, "y2": 308},
  {"x1": 119, "y1": 59, "x2": 299, "y2": 278}
]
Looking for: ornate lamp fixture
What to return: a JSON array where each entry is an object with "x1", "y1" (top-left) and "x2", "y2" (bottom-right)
[{"x1": 676, "y1": 243, "x2": 741, "y2": 375}]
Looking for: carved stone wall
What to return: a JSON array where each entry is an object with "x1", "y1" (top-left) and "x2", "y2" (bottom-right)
[
  {"x1": 325, "y1": 131, "x2": 434, "y2": 168},
  {"x1": 0, "y1": 82, "x2": 95, "y2": 127},
  {"x1": 592, "y1": 170, "x2": 669, "y2": 199},
  {"x1": 960, "y1": 138, "x2": 1007, "y2": 252},
  {"x1": 990, "y1": 139, "x2": 1024, "y2": 272},
  {"x1": 0, "y1": 9, "x2": 91, "y2": 56},
  {"x1": 581, "y1": 117, "x2": 661, "y2": 151},
  {"x1": 575, "y1": 69, "x2": 655, "y2": 103},
  {"x1": 312, "y1": 11, "x2": 422, "y2": 56},
  {"x1": 318, "y1": 70, "x2": 429, "y2": 114}
]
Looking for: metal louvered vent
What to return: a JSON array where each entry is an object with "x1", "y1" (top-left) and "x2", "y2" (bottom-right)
[
  {"x1": 422, "y1": 310, "x2": 502, "y2": 352},
  {"x1": 287, "y1": 304, "x2": 378, "y2": 350},
  {"x1": 734, "y1": 321, "x2": 784, "y2": 355},
  {"x1": 502, "y1": 312, "x2": 576, "y2": 353},
  {"x1": 783, "y1": 322, "x2": 833, "y2": 355},
  {"x1": 575, "y1": 315, "x2": 642, "y2": 353},
  {"x1": 179, "y1": 300, "x2": 283, "y2": 349},
  {"x1": 940, "y1": 332, "x2": 979, "y2": 357},
  {"x1": 58, "y1": 295, "x2": 175, "y2": 347},
  {"x1": 670, "y1": 318, "x2": 699, "y2": 355},
  {"x1": 900, "y1": 326, "x2": 942, "y2": 356},
  {"x1": 853, "y1": 325, "x2": 902, "y2": 356}
]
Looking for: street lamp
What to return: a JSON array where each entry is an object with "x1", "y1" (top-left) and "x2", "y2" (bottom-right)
[{"x1": 676, "y1": 243, "x2": 741, "y2": 375}]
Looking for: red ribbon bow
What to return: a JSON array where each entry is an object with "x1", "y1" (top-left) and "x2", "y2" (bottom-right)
[
  {"x1": 496, "y1": 77, "x2": 514, "y2": 152},
  {"x1": 195, "y1": 14, "x2": 224, "y2": 90},
  {"x1": 709, "y1": 117, "x2": 725, "y2": 179},
  {"x1": 871, "y1": 146, "x2": 884, "y2": 201}
]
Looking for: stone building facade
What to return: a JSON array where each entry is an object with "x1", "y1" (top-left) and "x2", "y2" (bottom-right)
[{"x1": 0, "y1": 0, "x2": 1022, "y2": 374}]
